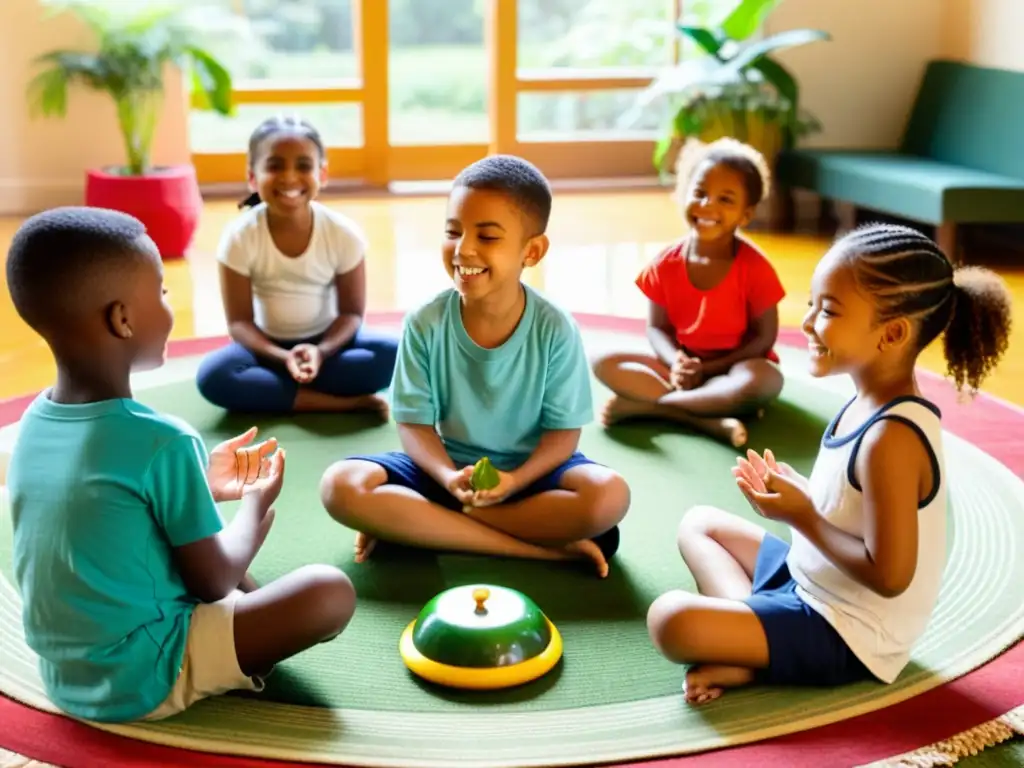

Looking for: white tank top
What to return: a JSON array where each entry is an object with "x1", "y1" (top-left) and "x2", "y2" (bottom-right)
[{"x1": 787, "y1": 395, "x2": 947, "y2": 683}]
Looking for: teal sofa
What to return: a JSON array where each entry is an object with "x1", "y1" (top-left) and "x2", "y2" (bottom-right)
[{"x1": 775, "y1": 60, "x2": 1024, "y2": 258}]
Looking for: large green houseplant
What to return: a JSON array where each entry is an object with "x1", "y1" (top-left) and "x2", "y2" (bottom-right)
[
  {"x1": 622, "y1": 0, "x2": 830, "y2": 180},
  {"x1": 26, "y1": 2, "x2": 235, "y2": 258}
]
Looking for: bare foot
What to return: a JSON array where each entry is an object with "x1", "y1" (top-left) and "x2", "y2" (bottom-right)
[
  {"x1": 601, "y1": 395, "x2": 748, "y2": 447},
  {"x1": 349, "y1": 394, "x2": 390, "y2": 421},
  {"x1": 600, "y1": 395, "x2": 655, "y2": 426},
  {"x1": 563, "y1": 538, "x2": 610, "y2": 579},
  {"x1": 294, "y1": 390, "x2": 390, "y2": 419},
  {"x1": 354, "y1": 532, "x2": 378, "y2": 563},
  {"x1": 683, "y1": 664, "x2": 755, "y2": 705},
  {"x1": 724, "y1": 419, "x2": 748, "y2": 448}
]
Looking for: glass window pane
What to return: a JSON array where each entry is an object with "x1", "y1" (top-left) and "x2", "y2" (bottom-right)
[
  {"x1": 182, "y1": 0, "x2": 357, "y2": 85},
  {"x1": 518, "y1": 90, "x2": 665, "y2": 139},
  {"x1": 388, "y1": 0, "x2": 488, "y2": 145},
  {"x1": 190, "y1": 103, "x2": 362, "y2": 153},
  {"x1": 517, "y1": 0, "x2": 675, "y2": 70}
]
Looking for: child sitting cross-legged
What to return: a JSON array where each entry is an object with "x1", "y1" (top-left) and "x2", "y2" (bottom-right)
[
  {"x1": 319, "y1": 156, "x2": 631, "y2": 578},
  {"x1": 593, "y1": 138, "x2": 787, "y2": 448},
  {"x1": 196, "y1": 115, "x2": 398, "y2": 416},
  {"x1": 646, "y1": 223, "x2": 1012, "y2": 704},
  {"x1": 5, "y1": 208, "x2": 356, "y2": 723}
]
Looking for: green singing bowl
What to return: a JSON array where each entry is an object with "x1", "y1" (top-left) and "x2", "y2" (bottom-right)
[{"x1": 400, "y1": 585, "x2": 563, "y2": 689}]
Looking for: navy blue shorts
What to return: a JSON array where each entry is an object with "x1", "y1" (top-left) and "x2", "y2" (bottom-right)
[
  {"x1": 347, "y1": 450, "x2": 620, "y2": 559},
  {"x1": 744, "y1": 533, "x2": 875, "y2": 686}
]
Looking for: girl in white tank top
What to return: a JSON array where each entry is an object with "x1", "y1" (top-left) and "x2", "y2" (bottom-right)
[{"x1": 646, "y1": 223, "x2": 1013, "y2": 705}]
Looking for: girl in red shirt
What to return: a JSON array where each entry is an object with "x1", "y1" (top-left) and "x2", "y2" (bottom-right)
[{"x1": 593, "y1": 139, "x2": 786, "y2": 447}]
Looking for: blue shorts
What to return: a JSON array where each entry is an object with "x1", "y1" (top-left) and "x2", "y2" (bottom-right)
[
  {"x1": 744, "y1": 533, "x2": 875, "y2": 686},
  {"x1": 347, "y1": 450, "x2": 620, "y2": 559}
]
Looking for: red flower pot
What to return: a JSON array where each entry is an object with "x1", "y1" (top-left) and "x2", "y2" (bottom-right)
[{"x1": 84, "y1": 165, "x2": 202, "y2": 260}]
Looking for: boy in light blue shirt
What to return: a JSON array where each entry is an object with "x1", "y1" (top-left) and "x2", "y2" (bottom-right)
[
  {"x1": 5, "y1": 208, "x2": 356, "y2": 723},
  {"x1": 320, "y1": 156, "x2": 631, "y2": 576}
]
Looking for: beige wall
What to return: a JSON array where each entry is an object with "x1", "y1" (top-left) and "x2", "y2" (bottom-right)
[
  {"x1": 942, "y1": 0, "x2": 1024, "y2": 71},
  {"x1": 0, "y1": 0, "x2": 189, "y2": 215},
  {"x1": 0, "y1": 0, "x2": 1013, "y2": 216},
  {"x1": 765, "y1": 0, "x2": 946, "y2": 150}
]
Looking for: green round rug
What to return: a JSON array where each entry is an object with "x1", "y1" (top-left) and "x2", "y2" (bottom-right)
[{"x1": 1, "y1": 325, "x2": 1023, "y2": 767}]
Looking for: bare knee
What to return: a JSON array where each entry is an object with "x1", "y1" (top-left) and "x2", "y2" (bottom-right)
[
  {"x1": 590, "y1": 352, "x2": 621, "y2": 385},
  {"x1": 647, "y1": 590, "x2": 704, "y2": 663},
  {"x1": 319, "y1": 460, "x2": 385, "y2": 527},
  {"x1": 677, "y1": 504, "x2": 730, "y2": 547},
  {"x1": 572, "y1": 468, "x2": 631, "y2": 537},
  {"x1": 295, "y1": 564, "x2": 357, "y2": 640},
  {"x1": 734, "y1": 360, "x2": 784, "y2": 404}
]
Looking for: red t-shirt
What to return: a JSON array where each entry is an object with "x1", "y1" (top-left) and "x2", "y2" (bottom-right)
[{"x1": 636, "y1": 237, "x2": 786, "y2": 362}]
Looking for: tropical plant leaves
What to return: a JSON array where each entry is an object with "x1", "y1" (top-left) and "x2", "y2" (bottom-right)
[
  {"x1": 677, "y1": 26, "x2": 724, "y2": 58},
  {"x1": 26, "y1": 1, "x2": 235, "y2": 175},
  {"x1": 720, "y1": 0, "x2": 784, "y2": 41},
  {"x1": 621, "y1": 0, "x2": 830, "y2": 171}
]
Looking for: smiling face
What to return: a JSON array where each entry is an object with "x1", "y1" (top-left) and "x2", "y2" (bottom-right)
[
  {"x1": 442, "y1": 186, "x2": 548, "y2": 303},
  {"x1": 248, "y1": 133, "x2": 326, "y2": 215},
  {"x1": 802, "y1": 246, "x2": 914, "y2": 380},
  {"x1": 121, "y1": 236, "x2": 175, "y2": 372},
  {"x1": 683, "y1": 160, "x2": 756, "y2": 243}
]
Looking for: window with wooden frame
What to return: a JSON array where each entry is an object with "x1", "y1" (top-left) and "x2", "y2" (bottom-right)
[{"x1": 187, "y1": 0, "x2": 712, "y2": 187}]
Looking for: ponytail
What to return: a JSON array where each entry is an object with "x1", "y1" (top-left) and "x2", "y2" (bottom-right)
[
  {"x1": 942, "y1": 266, "x2": 1012, "y2": 395},
  {"x1": 238, "y1": 191, "x2": 261, "y2": 210},
  {"x1": 836, "y1": 224, "x2": 1012, "y2": 397}
]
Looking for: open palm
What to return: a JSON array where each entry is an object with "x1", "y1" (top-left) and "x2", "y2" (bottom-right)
[{"x1": 207, "y1": 426, "x2": 279, "y2": 502}]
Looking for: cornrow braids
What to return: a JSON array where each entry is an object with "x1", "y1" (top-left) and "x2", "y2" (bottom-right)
[{"x1": 837, "y1": 223, "x2": 1012, "y2": 394}]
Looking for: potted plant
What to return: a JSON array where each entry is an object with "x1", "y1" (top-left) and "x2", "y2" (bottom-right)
[
  {"x1": 26, "y1": 2, "x2": 234, "y2": 259},
  {"x1": 621, "y1": 0, "x2": 829, "y2": 183}
]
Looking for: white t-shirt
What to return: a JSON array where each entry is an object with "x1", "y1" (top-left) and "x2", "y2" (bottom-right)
[
  {"x1": 217, "y1": 201, "x2": 367, "y2": 340},
  {"x1": 788, "y1": 396, "x2": 947, "y2": 684}
]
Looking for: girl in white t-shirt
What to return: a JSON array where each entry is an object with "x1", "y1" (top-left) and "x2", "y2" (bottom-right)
[
  {"x1": 646, "y1": 223, "x2": 1012, "y2": 704},
  {"x1": 196, "y1": 116, "x2": 398, "y2": 415}
]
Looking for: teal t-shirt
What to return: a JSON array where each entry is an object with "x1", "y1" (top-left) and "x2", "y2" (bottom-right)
[
  {"x1": 390, "y1": 284, "x2": 593, "y2": 470},
  {"x1": 7, "y1": 394, "x2": 223, "y2": 722}
]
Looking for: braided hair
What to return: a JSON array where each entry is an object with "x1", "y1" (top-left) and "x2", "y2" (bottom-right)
[
  {"x1": 836, "y1": 223, "x2": 1012, "y2": 395},
  {"x1": 238, "y1": 114, "x2": 325, "y2": 209}
]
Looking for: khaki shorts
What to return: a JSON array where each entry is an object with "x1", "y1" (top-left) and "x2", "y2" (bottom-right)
[{"x1": 142, "y1": 591, "x2": 263, "y2": 721}]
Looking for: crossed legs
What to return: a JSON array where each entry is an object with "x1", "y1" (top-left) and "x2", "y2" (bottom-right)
[
  {"x1": 646, "y1": 505, "x2": 771, "y2": 704},
  {"x1": 592, "y1": 353, "x2": 783, "y2": 447},
  {"x1": 319, "y1": 459, "x2": 630, "y2": 578}
]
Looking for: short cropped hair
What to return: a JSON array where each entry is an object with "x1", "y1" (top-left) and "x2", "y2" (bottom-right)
[
  {"x1": 6, "y1": 206, "x2": 150, "y2": 331},
  {"x1": 453, "y1": 155, "x2": 553, "y2": 234}
]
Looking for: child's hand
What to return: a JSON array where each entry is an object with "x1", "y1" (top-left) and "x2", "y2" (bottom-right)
[
  {"x1": 671, "y1": 354, "x2": 703, "y2": 390},
  {"x1": 445, "y1": 466, "x2": 476, "y2": 507},
  {"x1": 242, "y1": 447, "x2": 287, "y2": 514},
  {"x1": 207, "y1": 427, "x2": 278, "y2": 502},
  {"x1": 286, "y1": 344, "x2": 322, "y2": 383},
  {"x1": 735, "y1": 456, "x2": 816, "y2": 528},
  {"x1": 469, "y1": 470, "x2": 520, "y2": 508},
  {"x1": 735, "y1": 448, "x2": 809, "y2": 493}
]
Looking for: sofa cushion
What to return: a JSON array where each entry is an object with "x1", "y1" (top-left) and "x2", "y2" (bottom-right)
[
  {"x1": 901, "y1": 60, "x2": 1024, "y2": 180},
  {"x1": 776, "y1": 150, "x2": 1024, "y2": 224}
]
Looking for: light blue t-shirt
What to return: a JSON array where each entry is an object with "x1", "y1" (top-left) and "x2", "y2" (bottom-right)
[
  {"x1": 7, "y1": 394, "x2": 223, "y2": 723},
  {"x1": 390, "y1": 284, "x2": 593, "y2": 470}
]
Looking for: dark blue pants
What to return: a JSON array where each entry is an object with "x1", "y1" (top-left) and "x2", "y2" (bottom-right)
[{"x1": 195, "y1": 326, "x2": 398, "y2": 413}]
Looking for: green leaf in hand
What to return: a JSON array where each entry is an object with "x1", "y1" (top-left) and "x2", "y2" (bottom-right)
[{"x1": 470, "y1": 457, "x2": 500, "y2": 491}]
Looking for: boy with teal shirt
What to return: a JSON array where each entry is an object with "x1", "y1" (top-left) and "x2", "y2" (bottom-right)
[
  {"x1": 6, "y1": 207, "x2": 356, "y2": 723},
  {"x1": 320, "y1": 156, "x2": 631, "y2": 577}
]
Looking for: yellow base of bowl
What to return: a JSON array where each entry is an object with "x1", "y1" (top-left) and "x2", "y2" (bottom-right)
[{"x1": 399, "y1": 617, "x2": 563, "y2": 690}]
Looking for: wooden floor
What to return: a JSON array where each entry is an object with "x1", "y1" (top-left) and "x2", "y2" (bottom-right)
[{"x1": 1, "y1": 189, "x2": 1022, "y2": 404}]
